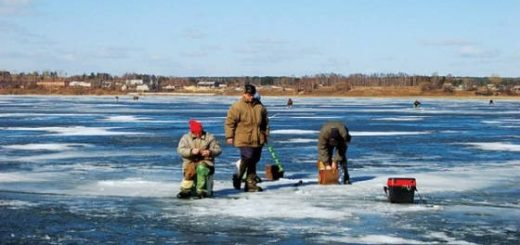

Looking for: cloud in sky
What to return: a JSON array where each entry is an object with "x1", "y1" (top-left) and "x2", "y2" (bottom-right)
[
  {"x1": 179, "y1": 49, "x2": 209, "y2": 58},
  {"x1": 420, "y1": 39, "x2": 476, "y2": 47},
  {"x1": 234, "y1": 38, "x2": 321, "y2": 65},
  {"x1": 458, "y1": 46, "x2": 499, "y2": 59},
  {"x1": 420, "y1": 39, "x2": 500, "y2": 59},
  {"x1": 0, "y1": 0, "x2": 33, "y2": 15},
  {"x1": 92, "y1": 46, "x2": 137, "y2": 60},
  {"x1": 182, "y1": 27, "x2": 207, "y2": 40}
]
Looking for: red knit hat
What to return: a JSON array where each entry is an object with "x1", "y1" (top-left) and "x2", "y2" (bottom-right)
[{"x1": 189, "y1": 119, "x2": 203, "y2": 136}]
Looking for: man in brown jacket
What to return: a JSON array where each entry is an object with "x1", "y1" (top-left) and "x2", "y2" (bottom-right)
[
  {"x1": 177, "y1": 119, "x2": 222, "y2": 199},
  {"x1": 317, "y1": 121, "x2": 352, "y2": 184},
  {"x1": 225, "y1": 84, "x2": 269, "y2": 192}
]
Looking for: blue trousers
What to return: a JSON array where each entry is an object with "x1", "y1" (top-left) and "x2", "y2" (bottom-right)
[{"x1": 239, "y1": 147, "x2": 262, "y2": 180}]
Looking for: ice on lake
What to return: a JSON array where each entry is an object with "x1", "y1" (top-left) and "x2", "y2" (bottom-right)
[{"x1": 1, "y1": 95, "x2": 519, "y2": 244}]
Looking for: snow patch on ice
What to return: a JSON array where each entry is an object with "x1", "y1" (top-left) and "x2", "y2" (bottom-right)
[
  {"x1": 439, "y1": 130, "x2": 461, "y2": 134},
  {"x1": 1, "y1": 143, "x2": 92, "y2": 151},
  {"x1": 482, "y1": 119, "x2": 520, "y2": 124},
  {"x1": 317, "y1": 234, "x2": 428, "y2": 244},
  {"x1": 0, "y1": 200, "x2": 37, "y2": 208},
  {"x1": 373, "y1": 116, "x2": 426, "y2": 121},
  {"x1": 271, "y1": 129, "x2": 431, "y2": 137},
  {"x1": 352, "y1": 131, "x2": 431, "y2": 136},
  {"x1": 170, "y1": 179, "x2": 354, "y2": 220},
  {"x1": 103, "y1": 115, "x2": 149, "y2": 122},
  {"x1": 74, "y1": 178, "x2": 177, "y2": 197},
  {"x1": 10, "y1": 150, "x2": 158, "y2": 162},
  {"x1": 0, "y1": 172, "x2": 50, "y2": 183},
  {"x1": 317, "y1": 233, "x2": 476, "y2": 245},
  {"x1": 270, "y1": 129, "x2": 319, "y2": 135},
  {"x1": 0, "y1": 113, "x2": 96, "y2": 118},
  {"x1": 3, "y1": 126, "x2": 144, "y2": 136},
  {"x1": 406, "y1": 162, "x2": 520, "y2": 193},
  {"x1": 277, "y1": 138, "x2": 317, "y2": 143},
  {"x1": 425, "y1": 232, "x2": 479, "y2": 245},
  {"x1": 289, "y1": 116, "x2": 343, "y2": 119},
  {"x1": 461, "y1": 142, "x2": 520, "y2": 152}
]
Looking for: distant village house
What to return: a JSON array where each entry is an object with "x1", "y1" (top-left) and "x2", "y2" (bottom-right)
[
  {"x1": 161, "y1": 85, "x2": 176, "y2": 91},
  {"x1": 101, "y1": 81, "x2": 114, "y2": 89},
  {"x1": 136, "y1": 84, "x2": 150, "y2": 92},
  {"x1": 69, "y1": 81, "x2": 91, "y2": 88},
  {"x1": 512, "y1": 85, "x2": 520, "y2": 94},
  {"x1": 197, "y1": 81, "x2": 220, "y2": 88},
  {"x1": 125, "y1": 79, "x2": 144, "y2": 86}
]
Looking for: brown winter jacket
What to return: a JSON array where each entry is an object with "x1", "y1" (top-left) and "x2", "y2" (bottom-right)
[
  {"x1": 317, "y1": 121, "x2": 351, "y2": 164},
  {"x1": 177, "y1": 132, "x2": 222, "y2": 167},
  {"x1": 225, "y1": 97, "x2": 269, "y2": 147}
]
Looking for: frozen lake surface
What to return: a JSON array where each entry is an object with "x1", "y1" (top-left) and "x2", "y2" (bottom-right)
[{"x1": 1, "y1": 95, "x2": 519, "y2": 244}]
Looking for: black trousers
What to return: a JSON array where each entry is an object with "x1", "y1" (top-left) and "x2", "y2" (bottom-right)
[
  {"x1": 326, "y1": 145, "x2": 350, "y2": 181},
  {"x1": 239, "y1": 147, "x2": 262, "y2": 179}
]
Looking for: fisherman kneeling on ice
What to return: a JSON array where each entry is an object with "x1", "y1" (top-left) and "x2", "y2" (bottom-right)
[
  {"x1": 177, "y1": 119, "x2": 222, "y2": 199},
  {"x1": 317, "y1": 121, "x2": 352, "y2": 184}
]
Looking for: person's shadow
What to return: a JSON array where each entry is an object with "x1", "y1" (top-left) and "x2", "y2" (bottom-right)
[
  {"x1": 213, "y1": 175, "x2": 376, "y2": 196},
  {"x1": 351, "y1": 176, "x2": 376, "y2": 182}
]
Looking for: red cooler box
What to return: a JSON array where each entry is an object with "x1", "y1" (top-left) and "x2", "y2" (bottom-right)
[{"x1": 384, "y1": 178, "x2": 416, "y2": 203}]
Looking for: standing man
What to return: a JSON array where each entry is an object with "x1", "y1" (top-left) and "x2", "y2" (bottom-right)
[
  {"x1": 317, "y1": 121, "x2": 352, "y2": 184},
  {"x1": 177, "y1": 119, "x2": 222, "y2": 199},
  {"x1": 225, "y1": 84, "x2": 269, "y2": 192}
]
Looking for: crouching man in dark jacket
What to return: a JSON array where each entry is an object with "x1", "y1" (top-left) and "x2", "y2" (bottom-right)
[{"x1": 317, "y1": 121, "x2": 352, "y2": 184}]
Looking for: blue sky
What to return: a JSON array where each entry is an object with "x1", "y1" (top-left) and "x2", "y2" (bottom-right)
[{"x1": 1, "y1": 0, "x2": 519, "y2": 77}]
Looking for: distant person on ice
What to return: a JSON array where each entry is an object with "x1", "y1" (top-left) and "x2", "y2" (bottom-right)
[
  {"x1": 177, "y1": 119, "x2": 222, "y2": 199},
  {"x1": 225, "y1": 84, "x2": 269, "y2": 192},
  {"x1": 317, "y1": 121, "x2": 352, "y2": 184},
  {"x1": 287, "y1": 98, "x2": 293, "y2": 108},
  {"x1": 413, "y1": 100, "x2": 421, "y2": 108}
]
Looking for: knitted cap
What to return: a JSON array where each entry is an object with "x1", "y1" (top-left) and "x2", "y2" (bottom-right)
[{"x1": 189, "y1": 119, "x2": 203, "y2": 135}]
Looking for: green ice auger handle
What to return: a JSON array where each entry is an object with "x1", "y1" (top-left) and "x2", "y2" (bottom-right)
[{"x1": 267, "y1": 145, "x2": 284, "y2": 172}]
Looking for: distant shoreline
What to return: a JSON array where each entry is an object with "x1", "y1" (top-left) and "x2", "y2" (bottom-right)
[
  {"x1": 1, "y1": 87, "x2": 519, "y2": 100},
  {"x1": 1, "y1": 92, "x2": 519, "y2": 101}
]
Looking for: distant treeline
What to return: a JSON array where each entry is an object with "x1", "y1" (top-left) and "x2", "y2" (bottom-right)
[{"x1": 1, "y1": 70, "x2": 520, "y2": 95}]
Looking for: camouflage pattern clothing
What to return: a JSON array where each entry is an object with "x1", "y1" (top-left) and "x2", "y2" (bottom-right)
[{"x1": 177, "y1": 131, "x2": 221, "y2": 197}]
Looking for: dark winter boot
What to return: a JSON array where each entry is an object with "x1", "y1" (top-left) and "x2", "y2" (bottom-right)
[
  {"x1": 245, "y1": 178, "x2": 263, "y2": 192},
  {"x1": 232, "y1": 174, "x2": 241, "y2": 190},
  {"x1": 343, "y1": 173, "x2": 352, "y2": 185},
  {"x1": 197, "y1": 191, "x2": 209, "y2": 199},
  {"x1": 176, "y1": 191, "x2": 191, "y2": 199}
]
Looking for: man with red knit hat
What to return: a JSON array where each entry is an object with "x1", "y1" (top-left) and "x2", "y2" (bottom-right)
[{"x1": 177, "y1": 119, "x2": 222, "y2": 198}]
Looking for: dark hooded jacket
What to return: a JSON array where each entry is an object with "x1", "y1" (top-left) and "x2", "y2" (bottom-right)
[{"x1": 317, "y1": 121, "x2": 351, "y2": 164}]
